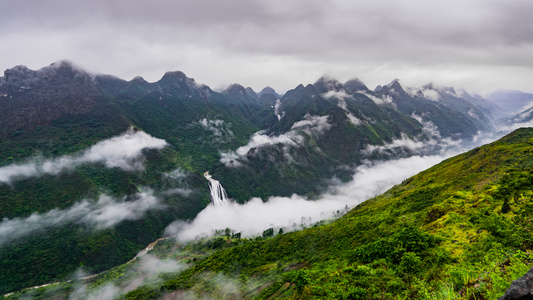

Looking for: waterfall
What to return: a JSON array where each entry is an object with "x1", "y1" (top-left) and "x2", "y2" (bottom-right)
[{"x1": 204, "y1": 172, "x2": 229, "y2": 206}]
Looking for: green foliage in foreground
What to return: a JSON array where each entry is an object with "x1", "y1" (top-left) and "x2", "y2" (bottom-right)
[{"x1": 116, "y1": 128, "x2": 533, "y2": 299}]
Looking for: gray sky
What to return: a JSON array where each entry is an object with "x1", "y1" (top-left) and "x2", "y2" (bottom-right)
[{"x1": 1, "y1": 0, "x2": 532, "y2": 93}]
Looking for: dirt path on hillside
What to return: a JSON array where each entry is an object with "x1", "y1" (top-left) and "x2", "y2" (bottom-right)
[{"x1": 3, "y1": 237, "x2": 170, "y2": 298}]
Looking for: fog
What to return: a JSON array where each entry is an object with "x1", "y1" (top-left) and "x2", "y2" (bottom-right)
[
  {"x1": 166, "y1": 153, "x2": 455, "y2": 240},
  {"x1": 63, "y1": 254, "x2": 185, "y2": 300},
  {"x1": 194, "y1": 118, "x2": 234, "y2": 142},
  {"x1": 0, "y1": 129, "x2": 166, "y2": 184},
  {"x1": 0, "y1": 190, "x2": 161, "y2": 246},
  {"x1": 220, "y1": 114, "x2": 331, "y2": 167}
]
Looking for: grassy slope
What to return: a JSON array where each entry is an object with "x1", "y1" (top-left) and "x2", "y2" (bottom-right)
[
  {"x1": 8, "y1": 128, "x2": 533, "y2": 299},
  {"x1": 117, "y1": 128, "x2": 533, "y2": 299}
]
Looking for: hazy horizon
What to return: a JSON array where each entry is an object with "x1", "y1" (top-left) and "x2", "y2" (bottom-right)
[{"x1": 1, "y1": 0, "x2": 532, "y2": 94}]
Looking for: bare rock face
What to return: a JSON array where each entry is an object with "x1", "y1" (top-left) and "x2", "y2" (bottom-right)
[
  {"x1": 499, "y1": 267, "x2": 533, "y2": 300},
  {"x1": 0, "y1": 61, "x2": 100, "y2": 137}
]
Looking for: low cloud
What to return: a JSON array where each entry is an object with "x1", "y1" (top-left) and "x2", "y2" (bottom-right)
[
  {"x1": 161, "y1": 168, "x2": 194, "y2": 197},
  {"x1": 322, "y1": 90, "x2": 351, "y2": 100},
  {"x1": 193, "y1": 118, "x2": 234, "y2": 142},
  {"x1": 220, "y1": 114, "x2": 331, "y2": 167},
  {"x1": 363, "y1": 114, "x2": 462, "y2": 157},
  {"x1": 291, "y1": 114, "x2": 332, "y2": 138},
  {"x1": 167, "y1": 154, "x2": 454, "y2": 240},
  {"x1": 0, "y1": 190, "x2": 162, "y2": 246},
  {"x1": 122, "y1": 254, "x2": 186, "y2": 293},
  {"x1": 0, "y1": 129, "x2": 167, "y2": 184},
  {"x1": 421, "y1": 88, "x2": 441, "y2": 101},
  {"x1": 321, "y1": 91, "x2": 363, "y2": 126},
  {"x1": 357, "y1": 91, "x2": 394, "y2": 105},
  {"x1": 500, "y1": 119, "x2": 533, "y2": 133},
  {"x1": 166, "y1": 271, "x2": 246, "y2": 300},
  {"x1": 362, "y1": 133, "x2": 433, "y2": 156},
  {"x1": 64, "y1": 254, "x2": 184, "y2": 300}
]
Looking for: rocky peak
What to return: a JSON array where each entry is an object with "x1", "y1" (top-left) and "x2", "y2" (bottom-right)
[
  {"x1": 313, "y1": 76, "x2": 344, "y2": 93},
  {"x1": 2, "y1": 61, "x2": 92, "y2": 89},
  {"x1": 130, "y1": 76, "x2": 147, "y2": 83},
  {"x1": 245, "y1": 87, "x2": 258, "y2": 99},
  {"x1": 159, "y1": 71, "x2": 199, "y2": 90},
  {"x1": 379, "y1": 79, "x2": 408, "y2": 97},
  {"x1": 344, "y1": 78, "x2": 369, "y2": 93},
  {"x1": 223, "y1": 84, "x2": 247, "y2": 96},
  {"x1": 3, "y1": 65, "x2": 34, "y2": 82},
  {"x1": 160, "y1": 70, "x2": 187, "y2": 81},
  {"x1": 258, "y1": 86, "x2": 279, "y2": 98},
  {"x1": 0, "y1": 61, "x2": 103, "y2": 138}
]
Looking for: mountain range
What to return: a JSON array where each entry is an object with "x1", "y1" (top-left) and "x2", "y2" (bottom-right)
[{"x1": 0, "y1": 60, "x2": 531, "y2": 296}]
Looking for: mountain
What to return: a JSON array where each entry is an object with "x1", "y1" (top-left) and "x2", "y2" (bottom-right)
[
  {"x1": 258, "y1": 86, "x2": 281, "y2": 99},
  {"x1": 212, "y1": 76, "x2": 499, "y2": 202},
  {"x1": 0, "y1": 61, "x2": 507, "y2": 294},
  {"x1": 0, "y1": 62, "x2": 273, "y2": 294},
  {"x1": 9, "y1": 127, "x2": 533, "y2": 299},
  {"x1": 143, "y1": 128, "x2": 533, "y2": 299},
  {"x1": 488, "y1": 89, "x2": 533, "y2": 115}
]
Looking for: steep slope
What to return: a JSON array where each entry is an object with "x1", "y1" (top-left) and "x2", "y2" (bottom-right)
[
  {"x1": 0, "y1": 62, "x2": 273, "y2": 294},
  {"x1": 0, "y1": 61, "x2": 504, "y2": 295},
  {"x1": 213, "y1": 77, "x2": 497, "y2": 203},
  {"x1": 375, "y1": 80, "x2": 493, "y2": 139},
  {"x1": 112, "y1": 128, "x2": 533, "y2": 299}
]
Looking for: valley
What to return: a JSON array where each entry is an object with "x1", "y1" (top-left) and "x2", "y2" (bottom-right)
[{"x1": 0, "y1": 61, "x2": 532, "y2": 299}]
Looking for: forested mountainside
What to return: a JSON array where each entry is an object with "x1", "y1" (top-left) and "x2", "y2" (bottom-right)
[
  {"x1": 0, "y1": 61, "x2": 510, "y2": 294},
  {"x1": 146, "y1": 128, "x2": 533, "y2": 299},
  {"x1": 8, "y1": 127, "x2": 533, "y2": 300}
]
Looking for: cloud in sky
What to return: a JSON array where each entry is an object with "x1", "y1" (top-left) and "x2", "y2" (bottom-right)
[
  {"x1": 0, "y1": 190, "x2": 161, "y2": 247},
  {"x1": 0, "y1": 129, "x2": 167, "y2": 184},
  {"x1": 0, "y1": 0, "x2": 532, "y2": 94}
]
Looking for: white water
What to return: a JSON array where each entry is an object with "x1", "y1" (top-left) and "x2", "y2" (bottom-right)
[{"x1": 204, "y1": 172, "x2": 230, "y2": 206}]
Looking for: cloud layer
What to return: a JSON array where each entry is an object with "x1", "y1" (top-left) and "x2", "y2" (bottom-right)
[
  {"x1": 220, "y1": 114, "x2": 331, "y2": 167},
  {"x1": 1, "y1": 0, "x2": 532, "y2": 93},
  {"x1": 0, "y1": 190, "x2": 161, "y2": 246},
  {"x1": 167, "y1": 153, "x2": 454, "y2": 240},
  {"x1": 0, "y1": 129, "x2": 167, "y2": 183}
]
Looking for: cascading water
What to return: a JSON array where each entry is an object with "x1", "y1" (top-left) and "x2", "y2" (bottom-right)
[{"x1": 204, "y1": 172, "x2": 229, "y2": 206}]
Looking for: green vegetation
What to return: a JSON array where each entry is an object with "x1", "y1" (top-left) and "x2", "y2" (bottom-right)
[
  {"x1": 120, "y1": 128, "x2": 533, "y2": 298},
  {"x1": 0, "y1": 70, "x2": 270, "y2": 294},
  {"x1": 0, "y1": 63, "x2": 506, "y2": 296}
]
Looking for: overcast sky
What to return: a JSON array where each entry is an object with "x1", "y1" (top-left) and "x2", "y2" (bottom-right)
[{"x1": 1, "y1": 0, "x2": 532, "y2": 93}]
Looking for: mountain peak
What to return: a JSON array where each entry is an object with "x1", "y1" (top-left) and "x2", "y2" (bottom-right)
[
  {"x1": 379, "y1": 79, "x2": 408, "y2": 97},
  {"x1": 386, "y1": 78, "x2": 401, "y2": 88},
  {"x1": 159, "y1": 71, "x2": 200, "y2": 89},
  {"x1": 313, "y1": 76, "x2": 344, "y2": 93},
  {"x1": 257, "y1": 86, "x2": 281, "y2": 100},
  {"x1": 3, "y1": 60, "x2": 91, "y2": 87},
  {"x1": 245, "y1": 87, "x2": 258, "y2": 99},
  {"x1": 259, "y1": 86, "x2": 278, "y2": 95},
  {"x1": 160, "y1": 70, "x2": 188, "y2": 82},
  {"x1": 3, "y1": 65, "x2": 33, "y2": 82},
  {"x1": 223, "y1": 83, "x2": 247, "y2": 96},
  {"x1": 130, "y1": 76, "x2": 148, "y2": 84},
  {"x1": 344, "y1": 78, "x2": 368, "y2": 92}
]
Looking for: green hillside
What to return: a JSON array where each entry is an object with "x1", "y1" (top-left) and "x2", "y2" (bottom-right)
[
  {"x1": 8, "y1": 128, "x2": 532, "y2": 299},
  {"x1": 127, "y1": 128, "x2": 533, "y2": 299},
  {"x1": 0, "y1": 62, "x2": 505, "y2": 296}
]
